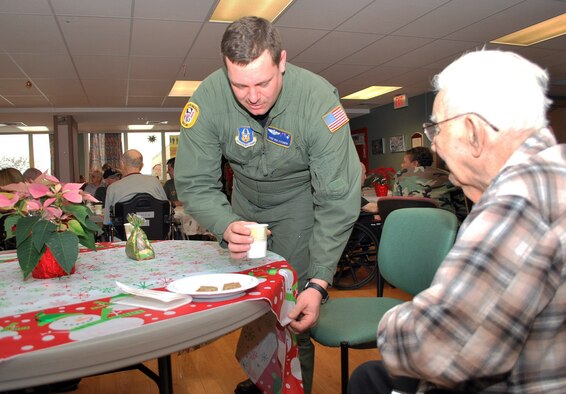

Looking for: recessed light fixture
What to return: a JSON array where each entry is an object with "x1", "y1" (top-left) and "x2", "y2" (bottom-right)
[
  {"x1": 17, "y1": 126, "x2": 50, "y2": 132},
  {"x1": 168, "y1": 81, "x2": 202, "y2": 97},
  {"x1": 491, "y1": 13, "x2": 566, "y2": 46},
  {"x1": 342, "y1": 86, "x2": 402, "y2": 100},
  {"x1": 127, "y1": 125, "x2": 154, "y2": 130},
  {"x1": 210, "y1": 0, "x2": 294, "y2": 23}
]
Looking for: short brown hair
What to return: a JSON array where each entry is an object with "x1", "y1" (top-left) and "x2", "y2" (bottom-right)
[
  {"x1": 405, "y1": 147, "x2": 433, "y2": 167},
  {"x1": 221, "y1": 16, "x2": 282, "y2": 66}
]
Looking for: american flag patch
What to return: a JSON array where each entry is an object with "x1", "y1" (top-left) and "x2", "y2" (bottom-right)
[{"x1": 323, "y1": 106, "x2": 349, "y2": 133}]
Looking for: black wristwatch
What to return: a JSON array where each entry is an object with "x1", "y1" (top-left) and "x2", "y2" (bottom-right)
[{"x1": 304, "y1": 281, "x2": 329, "y2": 304}]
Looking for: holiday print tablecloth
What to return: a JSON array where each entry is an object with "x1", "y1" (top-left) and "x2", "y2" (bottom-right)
[{"x1": 0, "y1": 241, "x2": 303, "y2": 393}]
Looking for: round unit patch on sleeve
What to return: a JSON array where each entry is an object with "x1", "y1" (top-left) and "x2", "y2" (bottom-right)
[{"x1": 180, "y1": 102, "x2": 200, "y2": 128}]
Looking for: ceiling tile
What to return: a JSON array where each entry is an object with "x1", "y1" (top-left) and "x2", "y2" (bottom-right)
[
  {"x1": 61, "y1": 16, "x2": 130, "y2": 56},
  {"x1": 126, "y1": 96, "x2": 166, "y2": 106},
  {"x1": 0, "y1": 14, "x2": 66, "y2": 53},
  {"x1": 337, "y1": 0, "x2": 449, "y2": 34},
  {"x1": 186, "y1": 22, "x2": 227, "y2": 59},
  {"x1": 52, "y1": 0, "x2": 133, "y2": 17},
  {"x1": 128, "y1": 79, "x2": 172, "y2": 96},
  {"x1": 82, "y1": 79, "x2": 127, "y2": 97},
  {"x1": 276, "y1": 0, "x2": 374, "y2": 30},
  {"x1": 0, "y1": 79, "x2": 44, "y2": 96},
  {"x1": 134, "y1": 0, "x2": 215, "y2": 21},
  {"x1": 178, "y1": 57, "x2": 223, "y2": 80},
  {"x1": 445, "y1": 0, "x2": 566, "y2": 42},
  {"x1": 279, "y1": 27, "x2": 336, "y2": 60},
  {"x1": 12, "y1": 53, "x2": 77, "y2": 78},
  {"x1": 395, "y1": 0, "x2": 523, "y2": 38},
  {"x1": 292, "y1": 31, "x2": 381, "y2": 63},
  {"x1": 3, "y1": 95, "x2": 51, "y2": 106},
  {"x1": 131, "y1": 19, "x2": 202, "y2": 57},
  {"x1": 319, "y1": 63, "x2": 375, "y2": 85},
  {"x1": 344, "y1": 35, "x2": 433, "y2": 66},
  {"x1": 382, "y1": 39, "x2": 481, "y2": 68},
  {"x1": 32, "y1": 78, "x2": 85, "y2": 97},
  {"x1": 129, "y1": 56, "x2": 185, "y2": 79},
  {"x1": 0, "y1": 55, "x2": 25, "y2": 78},
  {"x1": 74, "y1": 55, "x2": 129, "y2": 79}
]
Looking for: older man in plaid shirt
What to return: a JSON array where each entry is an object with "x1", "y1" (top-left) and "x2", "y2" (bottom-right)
[{"x1": 350, "y1": 50, "x2": 566, "y2": 393}]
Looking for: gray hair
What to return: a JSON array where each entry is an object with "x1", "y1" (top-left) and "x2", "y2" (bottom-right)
[
  {"x1": 122, "y1": 149, "x2": 143, "y2": 169},
  {"x1": 432, "y1": 50, "x2": 551, "y2": 131}
]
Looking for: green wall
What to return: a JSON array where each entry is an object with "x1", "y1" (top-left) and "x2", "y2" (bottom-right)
[{"x1": 350, "y1": 92, "x2": 435, "y2": 171}]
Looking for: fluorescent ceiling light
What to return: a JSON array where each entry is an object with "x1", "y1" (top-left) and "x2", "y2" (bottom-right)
[
  {"x1": 210, "y1": 0, "x2": 293, "y2": 23},
  {"x1": 128, "y1": 125, "x2": 154, "y2": 130},
  {"x1": 17, "y1": 126, "x2": 49, "y2": 132},
  {"x1": 342, "y1": 86, "x2": 402, "y2": 100},
  {"x1": 168, "y1": 80, "x2": 201, "y2": 97},
  {"x1": 491, "y1": 13, "x2": 566, "y2": 46}
]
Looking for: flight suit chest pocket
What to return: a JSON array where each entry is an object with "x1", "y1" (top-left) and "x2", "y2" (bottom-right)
[
  {"x1": 223, "y1": 127, "x2": 262, "y2": 165},
  {"x1": 264, "y1": 126, "x2": 305, "y2": 174}
]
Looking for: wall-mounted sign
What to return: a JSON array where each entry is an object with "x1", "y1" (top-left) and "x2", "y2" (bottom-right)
[{"x1": 393, "y1": 94, "x2": 408, "y2": 109}]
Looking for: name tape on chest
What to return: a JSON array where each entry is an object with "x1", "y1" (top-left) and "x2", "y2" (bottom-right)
[
  {"x1": 323, "y1": 105, "x2": 349, "y2": 133},
  {"x1": 180, "y1": 102, "x2": 199, "y2": 128},
  {"x1": 266, "y1": 126, "x2": 292, "y2": 148}
]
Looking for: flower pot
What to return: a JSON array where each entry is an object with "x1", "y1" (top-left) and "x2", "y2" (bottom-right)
[
  {"x1": 374, "y1": 184, "x2": 389, "y2": 197},
  {"x1": 31, "y1": 246, "x2": 76, "y2": 279}
]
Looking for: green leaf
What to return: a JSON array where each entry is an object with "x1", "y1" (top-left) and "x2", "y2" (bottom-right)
[
  {"x1": 16, "y1": 236, "x2": 42, "y2": 279},
  {"x1": 63, "y1": 204, "x2": 88, "y2": 223},
  {"x1": 67, "y1": 219, "x2": 86, "y2": 237},
  {"x1": 15, "y1": 216, "x2": 40, "y2": 247},
  {"x1": 3, "y1": 214, "x2": 20, "y2": 239},
  {"x1": 64, "y1": 204, "x2": 101, "y2": 236},
  {"x1": 31, "y1": 220, "x2": 57, "y2": 252},
  {"x1": 46, "y1": 232, "x2": 79, "y2": 274},
  {"x1": 78, "y1": 231, "x2": 97, "y2": 251},
  {"x1": 84, "y1": 217, "x2": 102, "y2": 234}
]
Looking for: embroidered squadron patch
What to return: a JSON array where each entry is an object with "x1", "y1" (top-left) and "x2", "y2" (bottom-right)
[
  {"x1": 323, "y1": 105, "x2": 349, "y2": 133},
  {"x1": 180, "y1": 102, "x2": 199, "y2": 128},
  {"x1": 235, "y1": 127, "x2": 256, "y2": 148},
  {"x1": 267, "y1": 126, "x2": 292, "y2": 148}
]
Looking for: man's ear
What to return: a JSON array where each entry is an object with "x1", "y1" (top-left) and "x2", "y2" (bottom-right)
[{"x1": 466, "y1": 115, "x2": 485, "y2": 158}]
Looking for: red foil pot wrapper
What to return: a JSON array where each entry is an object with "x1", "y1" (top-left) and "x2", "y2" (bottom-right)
[
  {"x1": 374, "y1": 184, "x2": 389, "y2": 197},
  {"x1": 32, "y1": 247, "x2": 76, "y2": 279}
]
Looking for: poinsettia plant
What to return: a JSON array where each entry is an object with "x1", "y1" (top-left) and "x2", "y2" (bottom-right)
[
  {"x1": 368, "y1": 167, "x2": 397, "y2": 188},
  {"x1": 0, "y1": 173, "x2": 101, "y2": 279}
]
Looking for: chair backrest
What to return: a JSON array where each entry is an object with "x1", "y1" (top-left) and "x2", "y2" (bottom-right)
[
  {"x1": 377, "y1": 196, "x2": 439, "y2": 224},
  {"x1": 112, "y1": 193, "x2": 171, "y2": 240},
  {"x1": 378, "y1": 207, "x2": 458, "y2": 296}
]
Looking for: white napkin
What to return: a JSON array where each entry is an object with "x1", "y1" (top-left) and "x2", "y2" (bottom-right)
[{"x1": 115, "y1": 281, "x2": 192, "y2": 311}]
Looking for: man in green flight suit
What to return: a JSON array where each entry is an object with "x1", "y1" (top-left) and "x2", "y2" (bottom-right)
[{"x1": 175, "y1": 16, "x2": 361, "y2": 394}]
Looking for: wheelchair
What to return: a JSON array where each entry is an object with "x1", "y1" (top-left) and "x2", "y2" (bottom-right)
[
  {"x1": 333, "y1": 212, "x2": 382, "y2": 290},
  {"x1": 333, "y1": 197, "x2": 441, "y2": 293}
]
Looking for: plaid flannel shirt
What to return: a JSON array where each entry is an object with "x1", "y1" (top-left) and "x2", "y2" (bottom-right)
[{"x1": 377, "y1": 128, "x2": 566, "y2": 393}]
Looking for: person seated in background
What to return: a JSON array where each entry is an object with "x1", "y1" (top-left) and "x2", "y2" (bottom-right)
[
  {"x1": 22, "y1": 167, "x2": 42, "y2": 182},
  {"x1": 0, "y1": 167, "x2": 23, "y2": 186},
  {"x1": 83, "y1": 169, "x2": 103, "y2": 195},
  {"x1": 94, "y1": 168, "x2": 122, "y2": 207},
  {"x1": 164, "y1": 157, "x2": 212, "y2": 240},
  {"x1": 349, "y1": 50, "x2": 566, "y2": 393},
  {"x1": 392, "y1": 146, "x2": 468, "y2": 221},
  {"x1": 0, "y1": 168, "x2": 24, "y2": 250},
  {"x1": 103, "y1": 149, "x2": 167, "y2": 224},
  {"x1": 163, "y1": 157, "x2": 181, "y2": 207},
  {"x1": 360, "y1": 162, "x2": 378, "y2": 214}
]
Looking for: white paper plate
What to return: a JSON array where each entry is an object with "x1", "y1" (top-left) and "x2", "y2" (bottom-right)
[{"x1": 166, "y1": 273, "x2": 259, "y2": 299}]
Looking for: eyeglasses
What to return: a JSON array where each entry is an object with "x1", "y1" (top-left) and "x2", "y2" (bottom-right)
[{"x1": 422, "y1": 112, "x2": 499, "y2": 142}]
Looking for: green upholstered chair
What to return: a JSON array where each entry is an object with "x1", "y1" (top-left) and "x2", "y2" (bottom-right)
[{"x1": 310, "y1": 207, "x2": 459, "y2": 394}]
